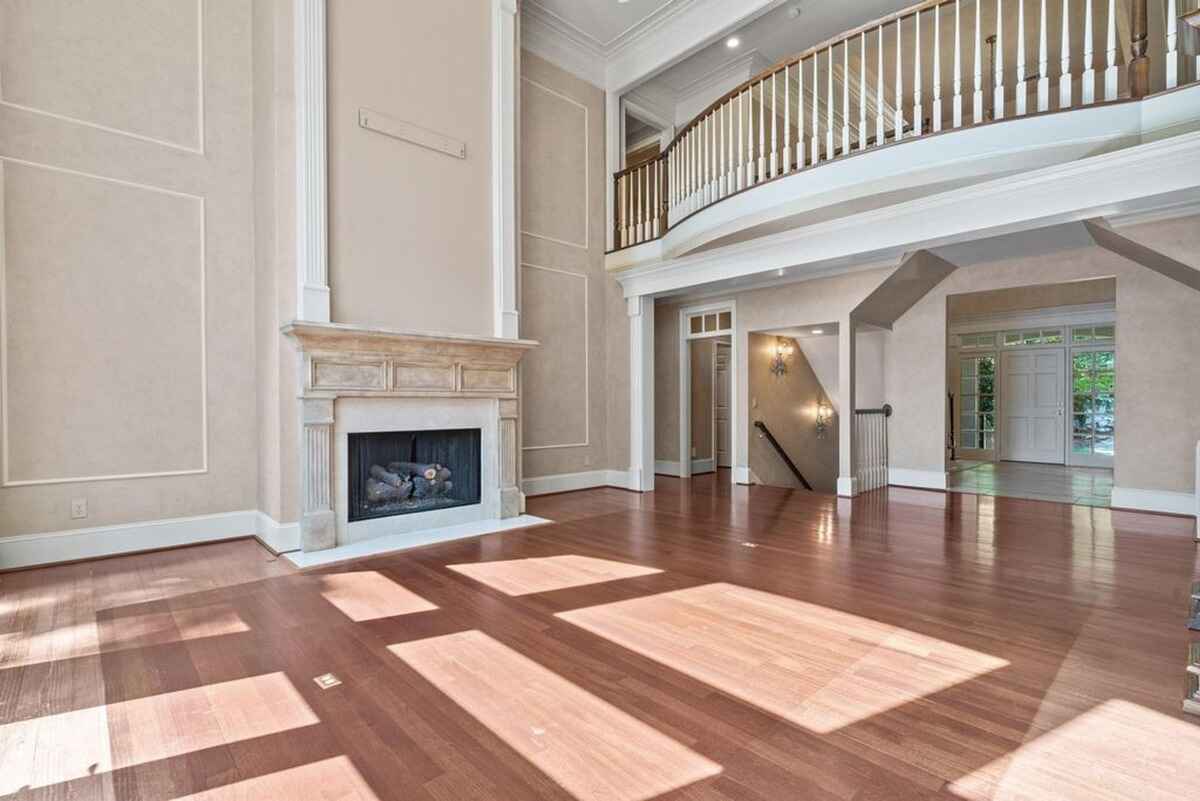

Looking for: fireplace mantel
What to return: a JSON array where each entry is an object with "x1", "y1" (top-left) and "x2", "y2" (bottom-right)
[{"x1": 281, "y1": 321, "x2": 538, "y2": 552}]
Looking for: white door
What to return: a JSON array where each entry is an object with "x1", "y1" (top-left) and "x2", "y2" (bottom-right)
[
  {"x1": 714, "y1": 343, "x2": 731, "y2": 467},
  {"x1": 1001, "y1": 349, "x2": 1066, "y2": 463}
]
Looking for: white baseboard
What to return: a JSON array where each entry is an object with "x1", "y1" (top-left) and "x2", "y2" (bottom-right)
[
  {"x1": 888, "y1": 468, "x2": 949, "y2": 491},
  {"x1": 1110, "y1": 486, "x2": 1198, "y2": 517},
  {"x1": 655, "y1": 460, "x2": 682, "y2": 476},
  {"x1": 522, "y1": 469, "x2": 638, "y2": 496},
  {"x1": 255, "y1": 512, "x2": 301, "y2": 554},
  {"x1": 0, "y1": 510, "x2": 259, "y2": 571},
  {"x1": 691, "y1": 457, "x2": 715, "y2": 473},
  {"x1": 837, "y1": 476, "x2": 860, "y2": 497},
  {"x1": 733, "y1": 465, "x2": 753, "y2": 485}
]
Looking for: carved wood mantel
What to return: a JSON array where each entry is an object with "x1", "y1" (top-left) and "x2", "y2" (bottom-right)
[{"x1": 282, "y1": 321, "x2": 537, "y2": 551}]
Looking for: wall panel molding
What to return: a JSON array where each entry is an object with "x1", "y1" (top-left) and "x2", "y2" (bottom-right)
[
  {"x1": 0, "y1": 156, "x2": 208, "y2": 487},
  {"x1": 521, "y1": 263, "x2": 590, "y2": 450},
  {"x1": 520, "y1": 77, "x2": 590, "y2": 251},
  {"x1": 0, "y1": 0, "x2": 205, "y2": 153}
]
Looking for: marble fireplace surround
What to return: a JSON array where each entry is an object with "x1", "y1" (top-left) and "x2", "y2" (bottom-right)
[{"x1": 282, "y1": 322, "x2": 538, "y2": 552}]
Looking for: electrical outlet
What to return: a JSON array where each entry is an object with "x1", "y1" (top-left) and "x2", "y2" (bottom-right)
[{"x1": 70, "y1": 498, "x2": 88, "y2": 519}]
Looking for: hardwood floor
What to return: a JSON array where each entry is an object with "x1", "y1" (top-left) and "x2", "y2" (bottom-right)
[{"x1": 2, "y1": 475, "x2": 1198, "y2": 800}]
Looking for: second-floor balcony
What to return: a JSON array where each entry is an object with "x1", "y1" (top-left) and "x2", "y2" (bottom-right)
[{"x1": 607, "y1": 0, "x2": 1200, "y2": 272}]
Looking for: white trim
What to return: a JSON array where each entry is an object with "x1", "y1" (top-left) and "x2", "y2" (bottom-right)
[
  {"x1": 888, "y1": 468, "x2": 949, "y2": 490},
  {"x1": 949, "y1": 303, "x2": 1116, "y2": 335},
  {"x1": 732, "y1": 465, "x2": 753, "y2": 484},
  {"x1": 494, "y1": 1, "x2": 520, "y2": 339},
  {"x1": 1110, "y1": 486, "x2": 1197, "y2": 517},
  {"x1": 628, "y1": 296, "x2": 656, "y2": 492},
  {"x1": 678, "y1": 300, "x2": 736, "y2": 485},
  {"x1": 283, "y1": 514, "x2": 551, "y2": 569},
  {"x1": 691, "y1": 457, "x2": 715, "y2": 473},
  {"x1": 522, "y1": 469, "x2": 637, "y2": 496},
  {"x1": 0, "y1": 510, "x2": 259, "y2": 571},
  {"x1": 519, "y1": 78, "x2": 589, "y2": 251},
  {"x1": 655, "y1": 460, "x2": 683, "y2": 476},
  {"x1": 0, "y1": 157, "x2": 209, "y2": 487},
  {"x1": 0, "y1": 0, "x2": 206, "y2": 155},
  {"x1": 837, "y1": 476, "x2": 860, "y2": 497},
  {"x1": 520, "y1": 263, "x2": 590, "y2": 450},
  {"x1": 295, "y1": 0, "x2": 330, "y2": 323},
  {"x1": 255, "y1": 511, "x2": 301, "y2": 555}
]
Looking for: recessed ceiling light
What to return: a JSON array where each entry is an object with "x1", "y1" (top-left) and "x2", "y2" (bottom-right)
[
  {"x1": 726, "y1": 36, "x2": 741, "y2": 49},
  {"x1": 811, "y1": 328, "x2": 824, "y2": 335}
]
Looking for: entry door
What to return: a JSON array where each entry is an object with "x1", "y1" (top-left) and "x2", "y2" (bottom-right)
[
  {"x1": 1001, "y1": 349, "x2": 1065, "y2": 463},
  {"x1": 714, "y1": 343, "x2": 731, "y2": 467}
]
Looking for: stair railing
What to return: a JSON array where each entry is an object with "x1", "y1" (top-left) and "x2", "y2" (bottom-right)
[
  {"x1": 854, "y1": 404, "x2": 893, "y2": 492},
  {"x1": 753, "y1": 420, "x2": 814, "y2": 490}
]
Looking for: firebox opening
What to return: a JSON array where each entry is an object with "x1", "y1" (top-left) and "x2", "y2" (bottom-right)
[{"x1": 347, "y1": 428, "x2": 482, "y2": 522}]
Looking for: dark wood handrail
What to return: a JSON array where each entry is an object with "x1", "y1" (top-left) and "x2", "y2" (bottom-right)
[
  {"x1": 853, "y1": 404, "x2": 893, "y2": 417},
  {"x1": 753, "y1": 420, "x2": 813, "y2": 491}
]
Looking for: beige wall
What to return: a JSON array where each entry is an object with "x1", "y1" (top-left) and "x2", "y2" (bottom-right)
[
  {"x1": 748, "y1": 335, "x2": 838, "y2": 493},
  {"x1": 520, "y1": 53, "x2": 630, "y2": 480},
  {"x1": 327, "y1": 0, "x2": 492, "y2": 334},
  {"x1": 948, "y1": 278, "x2": 1116, "y2": 318},
  {"x1": 0, "y1": 0, "x2": 257, "y2": 537},
  {"x1": 889, "y1": 216, "x2": 1200, "y2": 493}
]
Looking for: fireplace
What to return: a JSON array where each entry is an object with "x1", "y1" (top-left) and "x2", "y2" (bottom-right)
[{"x1": 347, "y1": 429, "x2": 482, "y2": 522}]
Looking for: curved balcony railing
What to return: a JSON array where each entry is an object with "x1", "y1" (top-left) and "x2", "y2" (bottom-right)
[{"x1": 612, "y1": 0, "x2": 1198, "y2": 252}]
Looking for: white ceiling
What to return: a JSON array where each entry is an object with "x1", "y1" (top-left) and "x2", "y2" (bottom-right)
[
  {"x1": 640, "y1": 0, "x2": 915, "y2": 96},
  {"x1": 526, "y1": 0, "x2": 685, "y2": 49}
]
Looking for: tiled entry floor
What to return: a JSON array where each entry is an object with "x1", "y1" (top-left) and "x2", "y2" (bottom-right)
[{"x1": 948, "y1": 460, "x2": 1114, "y2": 507}]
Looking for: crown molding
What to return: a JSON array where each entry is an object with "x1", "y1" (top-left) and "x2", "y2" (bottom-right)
[{"x1": 524, "y1": 0, "x2": 698, "y2": 53}]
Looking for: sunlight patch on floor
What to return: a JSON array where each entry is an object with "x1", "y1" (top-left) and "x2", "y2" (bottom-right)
[
  {"x1": 949, "y1": 699, "x2": 1200, "y2": 800},
  {"x1": 558, "y1": 582, "x2": 1008, "y2": 734},
  {"x1": 171, "y1": 756, "x2": 379, "y2": 800},
  {"x1": 318, "y1": 571, "x2": 438, "y2": 622},
  {"x1": 0, "y1": 672, "x2": 317, "y2": 795},
  {"x1": 446, "y1": 554, "x2": 661, "y2": 596},
  {"x1": 390, "y1": 629, "x2": 721, "y2": 801}
]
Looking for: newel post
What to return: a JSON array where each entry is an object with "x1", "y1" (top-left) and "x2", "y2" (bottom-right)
[{"x1": 1129, "y1": 0, "x2": 1151, "y2": 97}]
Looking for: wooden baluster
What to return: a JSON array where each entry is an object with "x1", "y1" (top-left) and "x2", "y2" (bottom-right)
[
  {"x1": 1037, "y1": 0, "x2": 1050, "y2": 111},
  {"x1": 933, "y1": 5, "x2": 943, "y2": 132},
  {"x1": 1166, "y1": 0, "x2": 1178, "y2": 89},
  {"x1": 827, "y1": 47, "x2": 835, "y2": 157},
  {"x1": 973, "y1": 0, "x2": 983, "y2": 121},
  {"x1": 770, "y1": 71, "x2": 779, "y2": 176},
  {"x1": 1082, "y1": 0, "x2": 1096, "y2": 103},
  {"x1": 1060, "y1": 0, "x2": 1072, "y2": 108},
  {"x1": 813, "y1": 55, "x2": 823, "y2": 162},
  {"x1": 842, "y1": 41, "x2": 852, "y2": 154},
  {"x1": 915, "y1": 10, "x2": 925, "y2": 134},
  {"x1": 859, "y1": 32, "x2": 868, "y2": 149},
  {"x1": 1017, "y1": 0, "x2": 1028, "y2": 114},
  {"x1": 953, "y1": 0, "x2": 963, "y2": 128},
  {"x1": 758, "y1": 80, "x2": 767, "y2": 181},
  {"x1": 876, "y1": 26, "x2": 886, "y2": 144},
  {"x1": 738, "y1": 90, "x2": 746, "y2": 190},
  {"x1": 1105, "y1": 0, "x2": 1118, "y2": 100},
  {"x1": 796, "y1": 59, "x2": 806, "y2": 167},
  {"x1": 995, "y1": 0, "x2": 1006, "y2": 118},
  {"x1": 784, "y1": 64, "x2": 792, "y2": 172}
]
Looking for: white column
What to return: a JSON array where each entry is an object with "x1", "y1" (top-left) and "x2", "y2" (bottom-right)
[
  {"x1": 628, "y1": 296, "x2": 656, "y2": 493},
  {"x1": 300, "y1": 398, "x2": 335, "y2": 551},
  {"x1": 492, "y1": 0, "x2": 519, "y2": 338},
  {"x1": 1082, "y1": 0, "x2": 1096, "y2": 104},
  {"x1": 837, "y1": 316, "x2": 858, "y2": 497},
  {"x1": 605, "y1": 92, "x2": 623, "y2": 249},
  {"x1": 295, "y1": 0, "x2": 331, "y2": 323}
]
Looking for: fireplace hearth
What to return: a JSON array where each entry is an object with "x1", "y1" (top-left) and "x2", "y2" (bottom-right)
[{"x1": 348, "y1": 429, "x2": 481, "y2": 522}]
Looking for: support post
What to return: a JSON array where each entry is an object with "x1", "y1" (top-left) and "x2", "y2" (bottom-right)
[
  {"x1": 606, "y1": 92, "x2": 623, "y2": 252},
  {"x1": 300, "y1": 398, "x2": 335, "y2": 551},
  {"x1": 1130, "y1": 0, "x2": 1150, "y2": 97},
  {"x1": 628, "y1": 296, "x2": 656, "y2": 493},
  {"x1": 295, "y1": 0, "x2": 331, "y2": 322},
  {"x1": 837, "y1": 316, "x2": 859, "y2": 497}
]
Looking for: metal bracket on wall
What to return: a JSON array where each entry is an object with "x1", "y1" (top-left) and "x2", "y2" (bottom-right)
[{"x1": 358, "y1": 108, "x2": 467, "y2": 159}]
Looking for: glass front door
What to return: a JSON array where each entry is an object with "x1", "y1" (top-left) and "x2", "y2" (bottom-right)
[{"x1": 1071, "y1": 349, "x2": 1115, "y2": 467}]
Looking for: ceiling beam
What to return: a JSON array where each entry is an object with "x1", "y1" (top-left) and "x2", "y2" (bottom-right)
[
  {"x1": 852, "y1": 250, "x2": 959, "y2": 330},
  {"x1": 1085, "y1": 218, "x2": 1200, "y2": 292}
]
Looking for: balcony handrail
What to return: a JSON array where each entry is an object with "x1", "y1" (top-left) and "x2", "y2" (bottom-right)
[{"x1": 611, "y1": 0, "x2": 1196, "y2": 253}]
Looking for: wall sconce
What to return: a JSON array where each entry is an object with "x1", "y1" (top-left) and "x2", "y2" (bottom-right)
[
  {"x1": 769, "y1": 337, "x2": 793, "y2": 376},
  {"x1": 815, "y1": 400, "x2": 832, "y2": 438}
]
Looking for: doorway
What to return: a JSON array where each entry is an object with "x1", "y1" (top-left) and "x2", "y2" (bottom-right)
[
  {"x1": 714, "y1": 341, "x2": 732, "y2": 468},
  {"x1": 1000, "y1": 348, "x2": 1066, "y2": 464},
  {"x1": 679, "y1": 301, "x2": 737, "y2": 482}
]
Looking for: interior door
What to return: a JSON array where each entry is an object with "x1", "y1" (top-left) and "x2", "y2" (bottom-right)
[
  {"x1": 714, "y1": 343, "x2": 731, "y2": 467},
  {"x1": 1001, "y1": 349, "x2": 1066, "y2": 463}
]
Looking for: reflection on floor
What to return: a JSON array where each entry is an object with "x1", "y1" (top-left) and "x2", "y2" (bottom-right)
[
  {"x1": 391, "y1": 630, "x2": 721, "y2": 801},
  {"x1": 1, "y1": 478, "x2": 1197, "y2": 800},
  {"x1": 949, "y1": 460, "x2": 1113, "y2": 506}
]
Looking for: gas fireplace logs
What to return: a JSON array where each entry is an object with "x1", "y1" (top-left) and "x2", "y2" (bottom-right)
[{"x1": 370, "y1": 461, "x2": 454, "y2": 500}]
